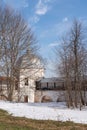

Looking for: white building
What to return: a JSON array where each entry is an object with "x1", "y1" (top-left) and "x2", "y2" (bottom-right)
[
  {"x1": 0, "y1": 54, "x2": 45, "y2": 102},
  {"x1": 15, "y1": 54, "x2": 45, "y2": 102},
  {"x1": 0, "y1": 54, "x2": 66, "y2": 103}
]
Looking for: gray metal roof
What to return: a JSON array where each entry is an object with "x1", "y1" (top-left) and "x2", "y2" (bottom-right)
[{"x1": 37, "y1": 77, "x2": 64, "y2": 83}]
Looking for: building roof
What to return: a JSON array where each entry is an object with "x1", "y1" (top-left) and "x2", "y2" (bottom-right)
[
  {"x1": 0, "y1": 76, "x2": 17, "y2": 81},
  {"x1": 37, "y1": 77, "x2": 64, "y2": 83}
]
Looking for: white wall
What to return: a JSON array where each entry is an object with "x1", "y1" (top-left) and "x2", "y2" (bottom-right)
[
  {"x1": 19, "y1": 68, "x2": 44, "y2": 102},
  {"x1": 35, "y1": 90, "x2": 66, "y2": 102},
  {"x1": 35, "y1": 90, "x2": 87, "y2": 103}
]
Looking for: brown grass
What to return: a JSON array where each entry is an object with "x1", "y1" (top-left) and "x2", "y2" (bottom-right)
[{"x1": 0, "y1": 109, "x2": 87, "y2": 130}]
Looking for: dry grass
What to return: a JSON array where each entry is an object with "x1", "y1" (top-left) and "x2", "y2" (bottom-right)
[{"x1": 0, "y1": 109, "x2": 87, "y2": 130}]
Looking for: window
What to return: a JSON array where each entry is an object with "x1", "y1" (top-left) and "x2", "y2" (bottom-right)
[
  {"x1": 15, "y1": 81, "x2": 18, "y2": 90},
  {"x1": 25, "y1": 78, "x2": 28, "y2": 86}
]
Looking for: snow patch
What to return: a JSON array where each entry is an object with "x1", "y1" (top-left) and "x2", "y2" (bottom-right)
[{"x1": 0, "y1": 101, "x2": 87, "y2": 124}]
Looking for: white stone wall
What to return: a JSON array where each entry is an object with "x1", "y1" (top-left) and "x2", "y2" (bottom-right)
[
  {"x1": 35, "y1": 90, "x2": 66, "y2": 102},
  {"x1": 35, "y1": 90, "x2": 87, "y2": 103},
  {"x1": 19, "y1": 68, "x2": 44, "y2": 102},
  {"x1": 19, "y1": 79, "x2": 35, "y2": 102}
]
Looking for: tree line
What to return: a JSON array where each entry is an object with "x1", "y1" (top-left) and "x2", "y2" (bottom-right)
[{"x1": 55, "y1": 20, "x2": 87, "y2": 109}]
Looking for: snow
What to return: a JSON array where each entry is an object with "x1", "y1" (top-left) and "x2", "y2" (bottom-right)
[{"x1": 0, "y1": 101, "x2": 87, "y2": 124}]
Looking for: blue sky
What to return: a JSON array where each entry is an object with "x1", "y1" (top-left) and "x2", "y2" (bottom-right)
[{"x1": 1, "y1": 0, "x2": 87, "y2": 77}]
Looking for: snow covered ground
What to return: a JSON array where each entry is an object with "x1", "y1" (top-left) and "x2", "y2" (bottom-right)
[{"x1": 0, "y1": 101, "x2": 87, "y2": 124}]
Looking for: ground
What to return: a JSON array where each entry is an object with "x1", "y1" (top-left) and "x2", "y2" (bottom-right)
[
  {"x1": 0, "y1": 101, "x2": 87, "y2": 124},
  {"x1": 0, "y1": 109, "x2": 87, "y2": 130}
]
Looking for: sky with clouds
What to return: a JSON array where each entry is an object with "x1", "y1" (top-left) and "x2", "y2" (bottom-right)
[{"x1": 1, "y1": 0, "x2": 87, "y2": 77}]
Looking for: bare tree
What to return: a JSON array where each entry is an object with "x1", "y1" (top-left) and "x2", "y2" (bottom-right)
[
  {"x1": 55, "y1": 19, "x2": 87, "y2": 109},
  {"x1": 0, "y1": 7, "x2": 41, "y2": 101},
  {"x1": 69, "y1": 20, "x2": 87, "y2": 109}
]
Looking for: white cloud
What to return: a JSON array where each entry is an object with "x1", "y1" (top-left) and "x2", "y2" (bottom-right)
[
  {"x1": 49, "y1": 42, "x2": 60, "y2": 47},
  {"x1": 35, "y1": 0, "x2": 51, "y2": 15},
  {"x1": 36, "y1": 6, "x2": 48, "y2": 15},
  {"x1": 33, "y1": 0, "x2": 55, "y2": 24}
]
